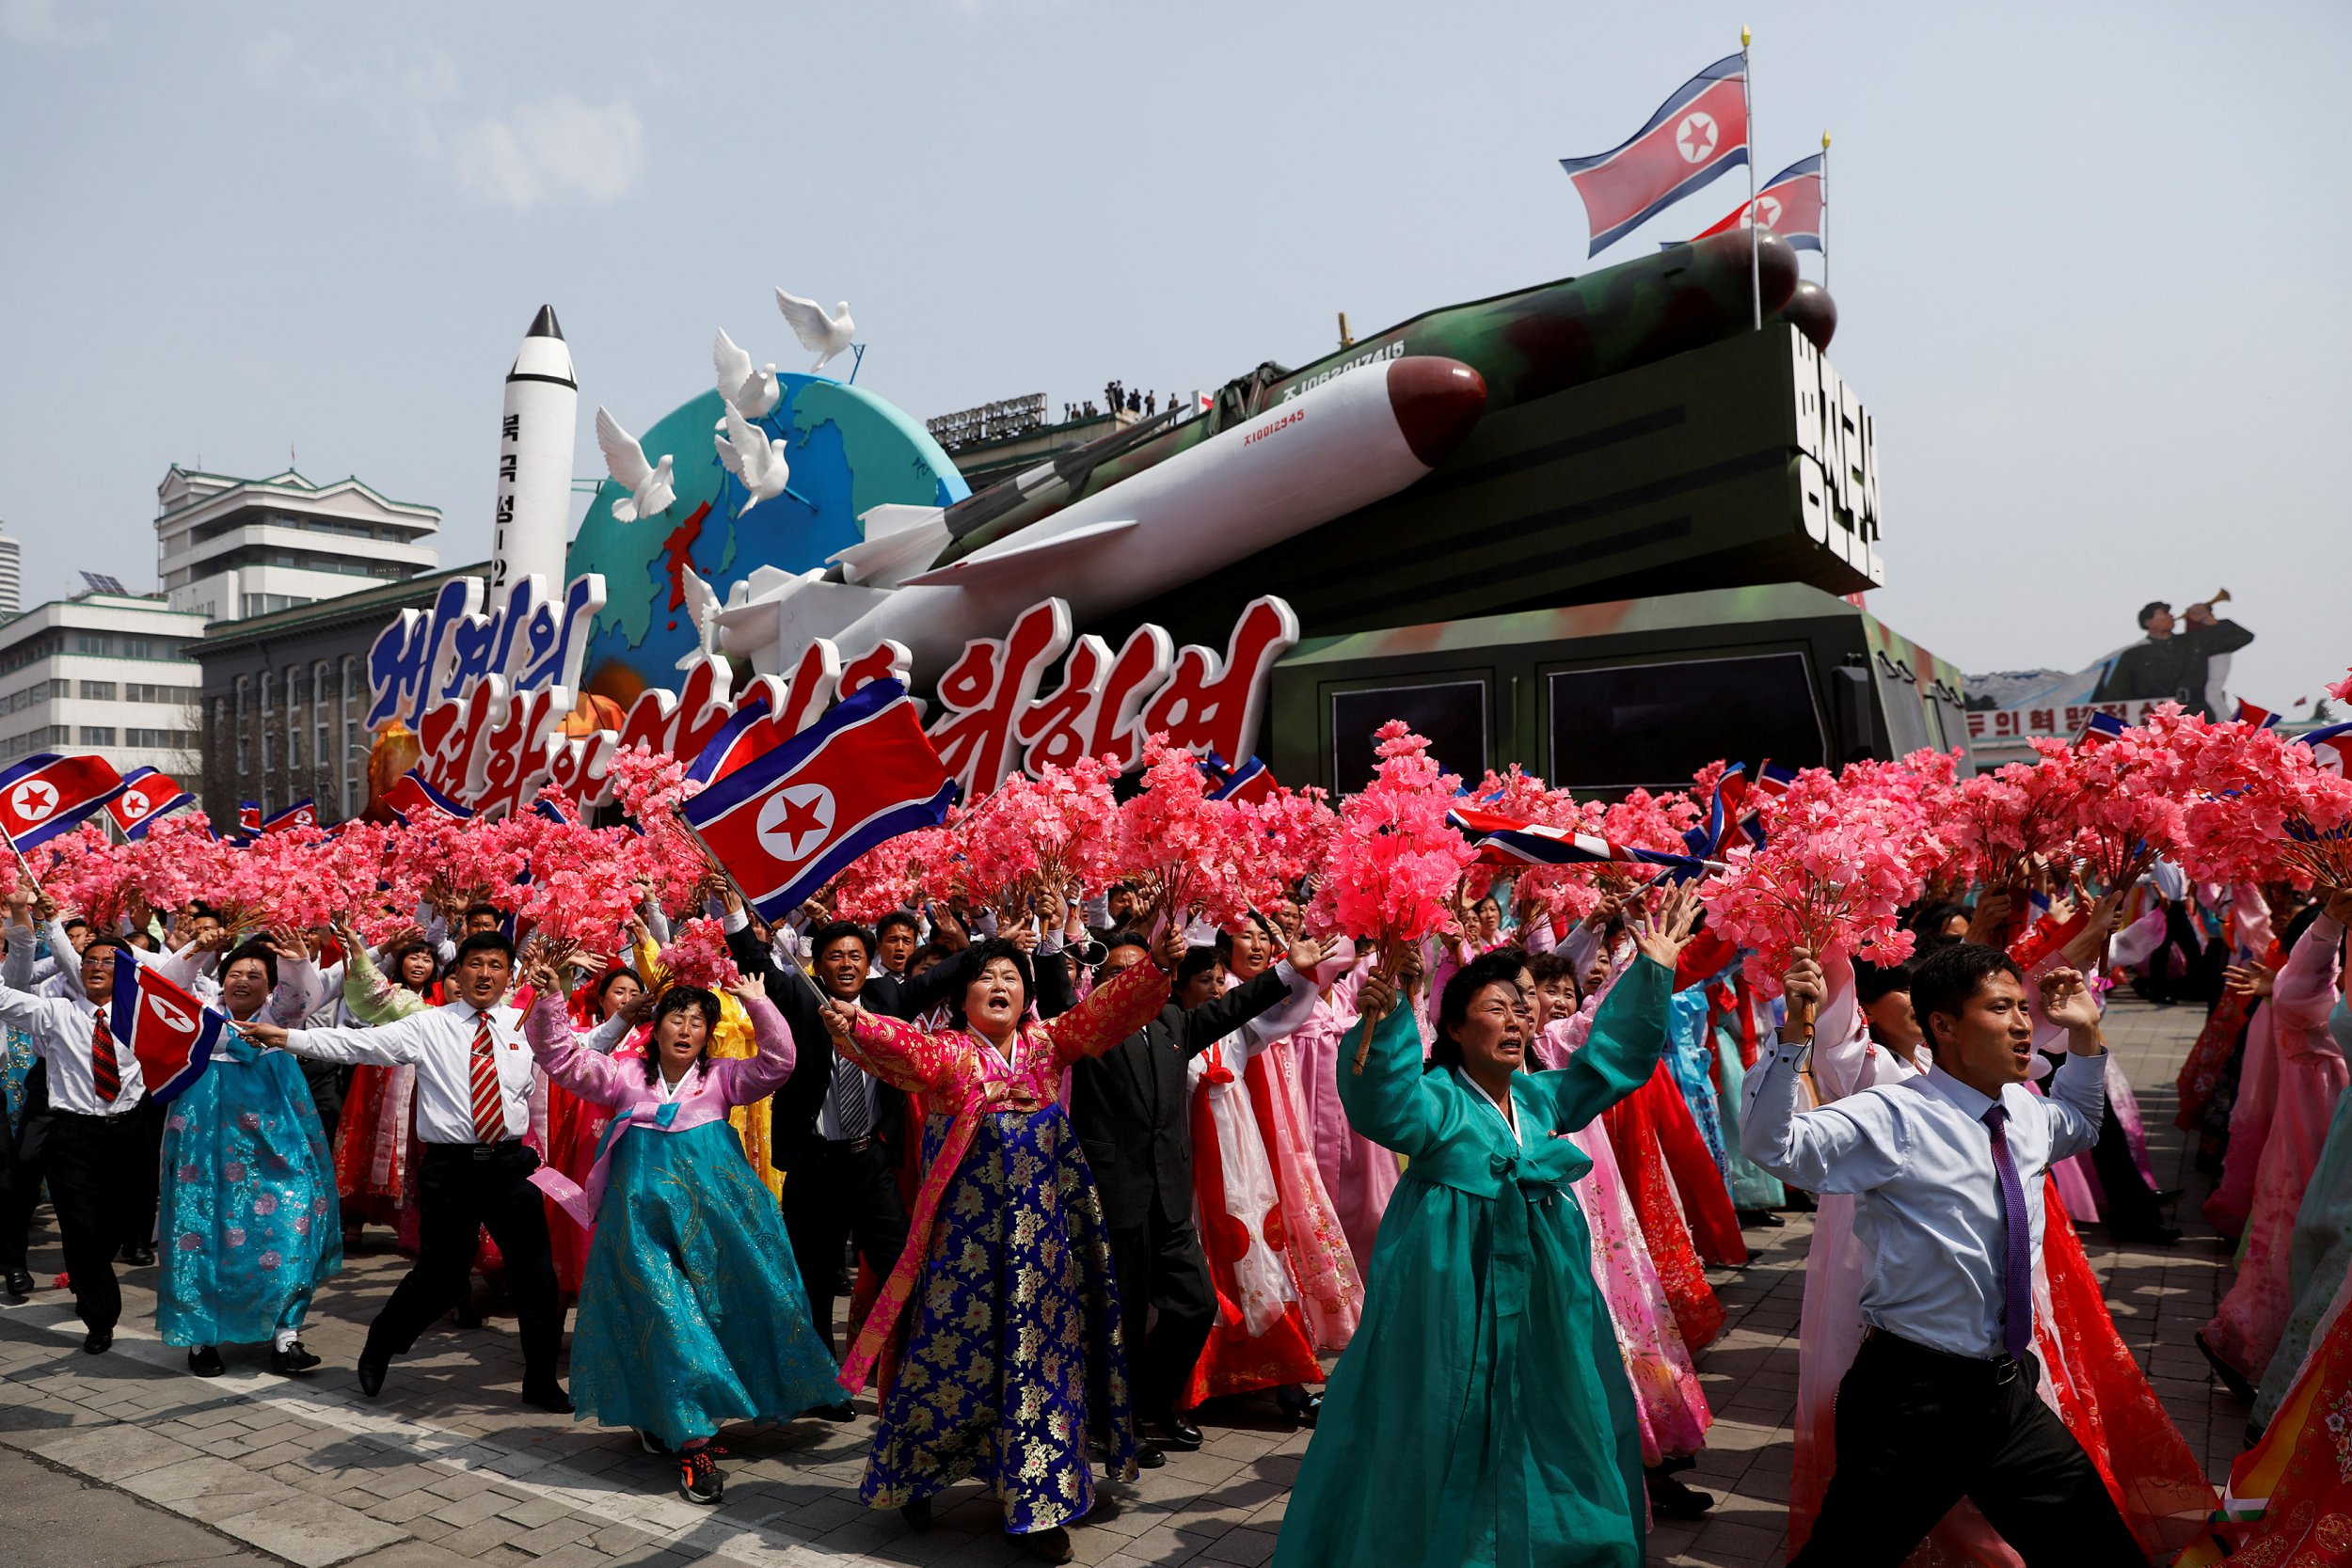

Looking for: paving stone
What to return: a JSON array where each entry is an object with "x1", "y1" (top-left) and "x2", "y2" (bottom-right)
[{"x1": 210, "y1": 1495, "x2": 411, "y2": 1567}]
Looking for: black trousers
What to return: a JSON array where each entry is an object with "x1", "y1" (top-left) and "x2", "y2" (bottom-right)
[
  {"x1": 2090, "y1": 1089, "x2": 2166, "y2": 1237},
  {"x1": 1792, "y1": 1330, "x2": 2142, "y2": 1567},
  {"x1": 1107, "y1": 1210, "x2": 1216, "y2": 1419},
  {"x1": 783, "y1": 1136, "x2": 909, "y2": 1357},
  {"x1": 367, "y1": 1141, "x2": 564, "y2": 1387},
  {"x1": 118, "y1": 1095, "x2": 165, "y2": 1250},
  {"x1": 44, "y1": 1111, "x2": 151, "y2": 1331},
  {"x1": 0, "y1": 1067, "x2": 47, "y2": 1274}
]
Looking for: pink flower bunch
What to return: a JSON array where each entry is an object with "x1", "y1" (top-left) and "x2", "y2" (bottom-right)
[
  {"x1": 515, "y1": 818, "x2": 641, "y2": 946},
  {"x1": 958, "y1": 776, "x2": 1048, "y2": 908},
  {"x1": 2053, "y1": 711, "x2": 2198, "y2": 893},
  {"x1": 29, "y1": 824, "x2": 127, "y2": 925},
  {"x1": 831, "y1": 830, "x2": 930, "y2": 924},
  {"x1": 1943, "y1": 755, "x2": 2078, "y2": 891},
  {"x1": 1825, "y1": 752, "x2": 1954, "y2": 885},
  {"x1": 603, "y1": 744, "x2": 710, "y2": 911},
  {"x1": 657, "y1": 915, "x2": 739, "y2": 989},
  {"x1": 1702, "y1": 767, "x2": 1923, "y2": 993},
  {"x1": 1306, "y1": 721, "x2": 1475, "y2": 951},
  {"x1": 2328, "y1": 668, "x2": 2352, "y2": 705},
  {"x1": 1117, "y1": 736, "x2": 1253, "y2": 927},
  {"x1": 2175, "y1": 720, "x2": 2352, "y2": 888},
  {"x1": 1024, "y1": 755, "x2": 1123, "y2": 894},
  {"x1": 1235, "y1": 784, "x2": 1338, "y2": 911},
  {"x1": 113, "y1": 814, "x2": 231, "y2": 923}
]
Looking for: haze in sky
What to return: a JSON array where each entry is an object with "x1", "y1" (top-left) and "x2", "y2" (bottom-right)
[{"x1": 2, "y1": 0, "x2": 2344, "y2": 705}]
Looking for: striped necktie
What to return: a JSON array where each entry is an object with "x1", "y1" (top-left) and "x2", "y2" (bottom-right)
[
  {"x1": 90, "y1": 1011, "x2": 122, "y2": 1104},
  {"x1": 469, "y1": 1011, "x2": 507, "y2": 1144}
]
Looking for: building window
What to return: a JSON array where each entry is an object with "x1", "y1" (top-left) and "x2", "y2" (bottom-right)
[
  {"x1": 290, "y1": 728, "x2": 303, "y2": 769},
  {"x1": 79, "y1": 680, "x2": 117, "y2": 701},
  {"x1": 235, "y1": 675, "x2": 251, "y2": 775},
  {"x1": 122, "y1": 637, "x2": 159, "y2": 659},
  {"x1": 125, "y1": 728, "x2": 199, "y2": 750},
  {"x1": 74, "y1": 632, "x2": 109, "y2": 656},
  {"x1": 260, "y1": 671, "x2": 274, "y2": 717},
  {"x1": 80, "y1": 726, "x2": 116, "y2": 745},
  {"x1": 214, "y1": 697, "x2": 231, "y2": 768},
  {"x1": 0, "y1": 725, "x2": 72, "y2": 760},
  {"x1": 288, "y1": 666, "x2": 309, "y2": 709},
  {"x1": 125, "y1": 682, "x2": 199, "y2": 704}
]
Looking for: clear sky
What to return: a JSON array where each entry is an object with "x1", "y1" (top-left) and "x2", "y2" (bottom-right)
[{"x1": 2, "y1": 1, "x2": 2344, "y2": 704}]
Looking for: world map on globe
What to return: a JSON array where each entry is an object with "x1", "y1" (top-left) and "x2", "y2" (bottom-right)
[{"x1": 564, "y1": 372, "x2": 969, "y2": 706}]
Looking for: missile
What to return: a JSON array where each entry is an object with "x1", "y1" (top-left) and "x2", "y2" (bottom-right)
[
  {"x1": 718, "y1": 355, "x2": 1486, "y2": 682},
  {"x1": 926, "y1": 227, "x2": 1797, "y2": 568},
  {"x1": 489, "y1": 305, "x2": 578, "y2": 595}
]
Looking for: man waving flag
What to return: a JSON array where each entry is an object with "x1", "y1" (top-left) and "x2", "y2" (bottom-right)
[
  {"x1": 680, "y1": 678, "x2": 957, "y2": 921},
  {"x1": 1560, "y1": 52, "x2": 1750, "y2": 255}
]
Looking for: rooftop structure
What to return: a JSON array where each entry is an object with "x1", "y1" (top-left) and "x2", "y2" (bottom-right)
[{"x1": 155, "y1": 466, "x2": 441, "y2": 625}]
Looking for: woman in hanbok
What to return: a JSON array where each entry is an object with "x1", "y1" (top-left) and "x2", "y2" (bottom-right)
[
  {"x1": 160, "y1": 941, "x2": 342, "y2": 1378},
  {"x1": 1287, "y1": 958, "x2": 1399, "y2": 1276},
  {"x1": 543, "y1": 967, "x2": 646, "y2": 1299},
  {"x1": 2203, "y1": 892, "x2": 2349, "y2": 1388},
  {"x1": 1276, "y1": 891, "x2": 1703, "y2": 1568},
  {"x1": 518, "y1": 956, "x2": 835, "y2": 1507},
  {"x1": 817, "y1": 925, "x2": 1185, "y2": 1564},
  {"x1": 2251, "y1": 991, "x2": 2352, "y2": 1429}
]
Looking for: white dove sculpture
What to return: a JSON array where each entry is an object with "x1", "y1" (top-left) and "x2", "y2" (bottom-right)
[
  {"x1": 714, "y1": 404, "x2": 792, "y2": 514},
  {"x1": 712, "y1": 327, "x2": 780, "y2": 418},
  {"x1": 774, "y1": 288, "x2": 855, "y2": 373},
  {"x1": 594, "y1": 406, "x2": 675, "y2": 523},
  {"x1": 674, "y1": 562, "x2": 724, "y2": 673}
]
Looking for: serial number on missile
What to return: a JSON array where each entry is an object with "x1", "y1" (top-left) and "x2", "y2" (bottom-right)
[{"x1": 1242, "y1": 407, "x2": 1306, "y2": 447}]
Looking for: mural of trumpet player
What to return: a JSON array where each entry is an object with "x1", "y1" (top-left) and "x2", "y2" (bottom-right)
[{"x1": 2092, "y1": 588, "x2": 2253, "y2": 719}]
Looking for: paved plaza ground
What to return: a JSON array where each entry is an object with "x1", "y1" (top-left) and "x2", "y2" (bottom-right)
[{"x1": 0, "y1": 995, "x2": 2240, "y2": 1567}]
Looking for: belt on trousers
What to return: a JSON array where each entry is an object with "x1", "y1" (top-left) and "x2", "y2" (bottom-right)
[
  {"x1": 1864, "y1": 1325, "x2": 2034, "y2": 1386},
  {"x1": 825, "y1": 1133, "x2": 877, "y2": 1156},
  {"x1": 426, "y1": 1138, "x2": 524, "y2": 1162}
]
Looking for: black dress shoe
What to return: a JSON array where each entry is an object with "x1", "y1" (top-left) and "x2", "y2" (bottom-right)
[
  {"x1": 1133, "y1": 1439, "x2": 1166, "y2": 1469},
  {"x1": 3, "y1": 1268, "x2": 30, "y2": 1300},
  {"x1": 1012, "y1": 1525, "x2": 1073, "y2": 1562},
  {"x1": 356, "y1": 1352, "x2": 388, "y2": 1398},
  {"x1": 120, "y1": 1243, "x2": 155, "y2": 1268},
  {"x1": 520, "y1": 1384, "x2": 575, "y2": 1415},
  {"x1": 811, "y1": 1399, "x2": 856, "y2": 1421},
  {"x1": 1645, "y1": 1471, "x2": 1715, "y2": 1520},
  {"x1": 899, "y1": 1496, "x2": 933, "y2": 1530},
  {"x1": 83, "y1": 1328, "x2": 112, "y2": 1355},
  {"x1": 2112, "y1": 1224, "x2": 2185, "y2": 1247},
  {"x1": 1152, "y1": 1411, "x2": 1203, "y2": 1450},
  {"x1": 2197, "y1": 1331, "x2": 2258, "y2": 1405},
  {"x1": 187, "y1": 1345, "x2": 225, "y2": 1377},
  {"x1": 270, "y1": 1341, "x2": 322, "y2": 1376}
]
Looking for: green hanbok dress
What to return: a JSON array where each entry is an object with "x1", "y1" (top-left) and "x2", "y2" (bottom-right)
[{"x1": 1275, "y1": 957, "x2": 1674, "y2": 1568}]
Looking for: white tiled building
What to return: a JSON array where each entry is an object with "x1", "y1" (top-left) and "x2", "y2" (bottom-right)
[
  {"x1": 156, "y1": 466, "x2": 439, "y2": 624},
  {"x1": 0, "y1": 592, "x2": 210, "y2": 774}
]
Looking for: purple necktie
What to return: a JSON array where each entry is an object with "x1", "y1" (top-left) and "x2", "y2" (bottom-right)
[{"x1": 1983, "y1": 1103, "x2": 2034, "y2": 1362}]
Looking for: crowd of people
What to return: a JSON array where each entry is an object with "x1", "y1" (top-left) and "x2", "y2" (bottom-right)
[{"x1": 2, "y1": 700, "x2": 2349, "y2": 1566}]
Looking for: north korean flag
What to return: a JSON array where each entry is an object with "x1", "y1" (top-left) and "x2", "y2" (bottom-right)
[
  {"x1": 1690, "y1": 152, "x2": 1824, "y2": 250},
  {"x1": 381, "y1": 768, "x2": 474, "y2": 825},
  {"x1": 1738, "y1": 761, "x2": 1797, "y2": 847},
  {"x1": 1448, "y1": 806, "x2": 1714, "y2": 878},
  {"x1": 105, "y1": 766, "x2": 197, "y2": 840},
  {"x1": 686, "y1": 689, "x2": 785, "y2": 786},
  {"x1": 2233, "y1": 699, "x2": 2282, "y2": 729},
  {"x1": 1560, "y1": 53, "x2": 1749, "y2": 255},
  {"x1": 2301, "y1": 721, "x2": 2352, "y2": 777},
  {"x1": 1684, "y1": 763, "x2": 1748, "y2": 858},
  {"x1": 236, "y1": 800, "x2": 262, "y2": 836},
  {"x1": 680, "y1": 678, "x2": 956, "y2": 922},
  {"x1": 0, "y1": 752, "x2": 127, "y2": 849},
  {"x1": 262, "y1": 798, "x2": 319, "y2": 833},
  {"x1": 2077, "y1": 710, "x2": 2130, "y2": 748},
  {"x1": 106, "y1": 957, "x2": 229, "y2": 1105},
  {"x1": 1201, "y1": 752, "x2": 1278, "y2": 805}
]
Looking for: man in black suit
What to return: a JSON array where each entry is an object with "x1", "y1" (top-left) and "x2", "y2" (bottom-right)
[{"x1": 1069, "y1": 927, "x2": 1325, "y2": 1456}]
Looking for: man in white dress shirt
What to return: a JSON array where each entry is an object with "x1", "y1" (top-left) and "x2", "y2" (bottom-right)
[
  {"x1": 247, "y1": 931, "x2": 569, "y2": 1412},
  {"x1": 1741, "y1": 942, "x2": 2143, "y2": 1566},
  {"x1": 0, "y1": 934, "x2": 152, "y2": 1354}
]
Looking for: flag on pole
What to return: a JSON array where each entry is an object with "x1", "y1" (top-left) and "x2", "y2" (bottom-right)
[
  {"x1": 105, "y1": 957, "x2": 230, "y2": 1104},
  {"x1": 679, "y1": 678, "x2": 957, "y2": 922},
  {"x1": 1448, "y1": 806, "x2": 1717, "y2": 878},
  {"x1": 236, "y1": 800, "x2": 262, "y2": 837},
  {"x1": 262, "y1": 799, "x2": 319, "y2": 833},
  {"x1": 0, "y1": 752, "x2": 127, "y2": 849},
  {"x1": 1688, "y1": 152, "x2": 1824, "y2": 249},
  {"x1": 1559, "y1": 53, "x2": 1750, "y2": 255},
  {"x1": 686, "y1": 689, "x2": 785, "y2": 786},
  {"x1": 2233, "y1": 699, "x2": 2282, "y2": 729},
  {"x1": 106, "y1": 767, "x2": 198, "y2": 840},
  {"x1": 2301, "y1": 721, "x2": 2352, "y2": 777},
  {"x1": 2077, "y1": 711, "x2": 2130, "y2": 748},
  {"x1": 1683, "y1": 763, "x2": 1749, "y2": 857},
  {"x1": 381, "y1": 768, "x2": 474, "y2": 825},
  {"x1": 1737, "y1": 761, "x2": 1798, "y2": 847}
]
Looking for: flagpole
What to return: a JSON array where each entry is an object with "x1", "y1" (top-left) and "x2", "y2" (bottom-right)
[
  {"x1": 5, "y1": 832, "x2": 44, "y2": 900},
  {"x1": 1820, "y1": 128, "x2": 1833, "y2": 292},
  {"x1": 1742, "y1": 24, "x2": 1759, "y2": 329}
]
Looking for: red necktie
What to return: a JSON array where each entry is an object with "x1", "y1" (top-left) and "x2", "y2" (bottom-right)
[
  {"x1": 90, "y1": 1013, "x2": 121, "y2": 1104},
  {"x1": 469, "y1": 1012, "x2": 506, "y2": 1144}
]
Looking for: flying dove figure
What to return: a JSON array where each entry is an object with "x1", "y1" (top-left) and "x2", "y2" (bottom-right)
[
  {"x1": 594, "y1": 406, "x2": 675, "y2": 524},
  {"x1": 774, "y1": 288, "x2": 855, "y2": 373},
  {"x1": 712, "y1": 327, "x2": 780, "y2": 418},
  {"x1": 714, "y1": 403, "x2": 792, "y2": 514},
  {"x1": 674, "y1": 562, "x2": 725, "y2": 673}
]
